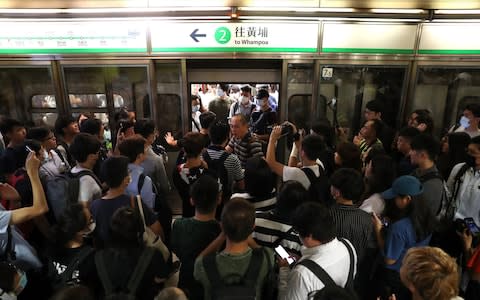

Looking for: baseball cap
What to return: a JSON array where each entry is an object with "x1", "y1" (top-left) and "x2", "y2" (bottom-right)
[
  {"x1": 381, "y1": 175, "x2": 423, "y2": 199},
  {"x1": 256, "y1": 89, "x2": 269, "y2": 99}
]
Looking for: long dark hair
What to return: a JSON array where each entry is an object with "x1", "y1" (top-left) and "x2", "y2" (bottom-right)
[
  {"x1": 363, "y1": 155, "x2": 396, "y2": 200},
  {"x1": 385, "y1": 194, "x2": 436, "y2": 242}
]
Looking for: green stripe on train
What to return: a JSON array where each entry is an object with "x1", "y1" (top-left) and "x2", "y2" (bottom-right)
[
  {"x1": 322, "y1": 48, "x2": 414, "y2": 54},
  {"x1": 418, "y1": 49, "x2": 480, "y2": 55},
  {"x1": 0, "y1": 48, "x2": 147, "y2": 54},
  {"x1": 152, "y1": 47, "x2": 317, "y2": 53}
]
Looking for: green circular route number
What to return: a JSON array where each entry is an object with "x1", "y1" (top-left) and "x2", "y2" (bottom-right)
[{"x1": 214, "y1": 27, "x2": 231, "y2": 44}]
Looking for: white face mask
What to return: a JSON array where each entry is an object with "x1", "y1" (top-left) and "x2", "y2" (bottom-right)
[
  {"x1": 216, "y1": 89, "x2": 225, "y2": 97},
  {"x1": 241, "y1": 96, "x2": 250, "y2": 105},
  {"x1": 192, "y1": 105, "x2": 200, "y2": 113},
  {"x1": 460, "y1": 116, "x2": 470, "y2": 128}
]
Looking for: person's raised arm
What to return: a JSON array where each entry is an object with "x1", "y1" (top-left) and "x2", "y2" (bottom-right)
[
  {"x1": 265, "y1": 125, "x2": 285, "y2": 176},
  {"x1": 9, "y1": 152, "x2": 49, "y2": 225}
]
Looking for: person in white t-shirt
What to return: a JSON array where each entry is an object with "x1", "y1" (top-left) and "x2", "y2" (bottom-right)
[
  {"x1": 69, "y1": 133, "x2": 103, "y2": 209},
  {"x1": 266, "y1": 124, "x2": 332, "y2": 205},
  {"x1": 450, "y1": 103, "x2": 480, "y2": 138}
]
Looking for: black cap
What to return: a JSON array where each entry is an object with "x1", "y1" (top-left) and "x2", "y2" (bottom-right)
[{"x1": 256, "y1": 89, "x2": 269, "y2": 99}]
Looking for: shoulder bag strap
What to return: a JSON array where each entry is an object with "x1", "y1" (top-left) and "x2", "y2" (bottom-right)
[
  {"x1": 126, "y1": 247, "x2": 155, "y2": 295},
  {"x1": 53, "y1": 148, "x2": 67, "y2": 165},
  {"x1": 61, "y1": 247, "x2": 94, "y2": 285},
  {"x1": 137, "y1": 173, "x2": 146, "y2": 195},
  {"x1": 297, "y1": 259, "x2": 336, "y2": 288},
  {"x1": 136, "y1": 195, "x2": 148, "y2": 230},
  {"x1": 338, "y1": 238, "x2": 355, "y2": 288},
  {"x1": 202, "y1": 254, "x2": 223, "y2": 289},
  {"x1": 95, "y1": 251, "x2": 114, "y2": 295}
]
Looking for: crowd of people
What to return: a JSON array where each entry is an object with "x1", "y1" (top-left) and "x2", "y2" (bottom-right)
[{"x1": 0, "y1": 89, "x2": 480, "y2": 300}]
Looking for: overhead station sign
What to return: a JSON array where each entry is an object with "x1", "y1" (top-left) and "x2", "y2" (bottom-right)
[
  {"x1": 420, "y1": 24, "x2": 480, "y2": 55},
  {"x1": 150, "y1": 22, "x2": 318, "y2": 53},
  {"x1": 0, "y1": 21, "x2": 148, "y2": 54},
  {"x1": 322, "y1": 23, "x2": 417, "y2": 54}
]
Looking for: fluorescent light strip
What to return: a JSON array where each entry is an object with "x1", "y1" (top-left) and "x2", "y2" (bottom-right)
[
  {"x1": 370, "y1": 9, "x2": 425, "y2": 14},
  {"x1": 239, "y1": 7, "x2": 355, "y2": 13},
  {"x1": 436, "y1": 10, "x2": 480, "y2": 14},
  {"x1": 0, "y1": 7, "x2": 230, "y2": 14},
  {"x1": 0, "y1": 9, "x2": 63, "y2": 14}
]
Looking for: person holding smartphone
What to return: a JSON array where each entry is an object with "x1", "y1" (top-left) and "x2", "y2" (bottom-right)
[{"x1": 459, "y1": 222, "x2": 480, "y2": 299}]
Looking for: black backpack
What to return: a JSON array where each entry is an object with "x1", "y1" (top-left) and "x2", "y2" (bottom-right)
[
  {"x1": 417, "y1": 170, "x2": 451, "y2": 218},
  {"x1": 95, "y1": 247, "x2": 155, "y2": 300},
  {"x1": 138, "y1": 173, "x2": 172, "y2": 247},
  {"x1": 302, "y1": 165, "x2": 333, "y2": 206},
  {"x1": 297, "y1": 238, "x2": 358, "y2": 300},
  {"x1": 44, "y1": 170, "x2": 102, "y2": 223},
  {"x1": 202, "y1": 248, "x2": 266, "y2": 300},
  {"x1": 202, "y1": 149, "x2": 232, "y2": 201},
  {"x1": 48, "y1": 247, "x2": 94, "y2": 291}
]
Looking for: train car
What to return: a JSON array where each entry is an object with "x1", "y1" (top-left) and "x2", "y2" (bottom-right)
[{"x1": 2, "y1": 0, "x2": 480, "y2": 212}]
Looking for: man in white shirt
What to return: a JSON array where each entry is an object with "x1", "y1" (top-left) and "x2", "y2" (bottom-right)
[
  {"x1": 278, "y1": 202, "x2": 357, "y2": 300},
  {"x1": 447, "y1": 135, "x2": 480, "y2": 226},
  {"x1": 69, "y1": 133, "x2": 103, "y2": 207},
  {"x1": 266, "y1": 124, "x2": 332, "y2": 205},
  {"x1": 451, "y1": 104, "x2": 480, "y2": 138}
]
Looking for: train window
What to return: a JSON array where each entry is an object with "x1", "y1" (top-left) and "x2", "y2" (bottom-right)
[
  {"x1": 287, "y1": 63, "x2": 313, "y2": 129},
  {"x1": 319, "y1": 65, "x2": 406, "y2": 137},
  {"x1": 0, "y1": 67, "x2": 56, "y2": 124},
  {"x1": 412, "y1": 67, "x2": 480, "y2": 137},
  {"x1": 64, "y1": 65, "x2": 150, "y2": 131},
  {"x1": 156, "y1": 63, "x2": 182, "y2": 134},
  {"x1": 32, "y1": 113, "x2": 58, "y2": 127},
  {"x1": 32, "y1": 95, "x2": 56, "y2": 108}
]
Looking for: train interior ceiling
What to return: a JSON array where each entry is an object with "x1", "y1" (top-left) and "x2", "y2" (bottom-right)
[{"x1": 4, "y1": 1, "x2": 480, "y2": 141}]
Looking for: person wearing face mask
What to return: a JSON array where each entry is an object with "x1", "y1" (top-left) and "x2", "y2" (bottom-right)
[
  {"x1": 451, "y1": 104, "x2": 480, "y2": 138},
  {"x1": 208, "y1": 84, "x2": 233, "y2": 122},
  {"x1": 229, "y1": 85, "x2": 256, "y2": 121},
  {"x1": 251, "y1": 89, "x2": 277, "y2": 142},
  {"x1": 0, "y1": 262, "x2": 28, "y2": 300}
]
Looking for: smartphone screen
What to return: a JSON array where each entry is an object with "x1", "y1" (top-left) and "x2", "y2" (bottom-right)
[
  {"x1": 465, "y1": 218, "x2": 480, "y2": 235},
  {"x1": 275, "y1": 245, "x2": 295, "y2": 265}
]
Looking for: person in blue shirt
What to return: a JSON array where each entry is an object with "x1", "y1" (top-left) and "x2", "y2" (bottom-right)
[{"x1": 372, "y1": 175, "x2": 436, "y2": 300}]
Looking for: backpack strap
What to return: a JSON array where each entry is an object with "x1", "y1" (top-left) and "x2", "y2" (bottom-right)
[
  {"x1": 301, "y1": 166, "x2": 321, "y2": 186},
  {"x1": 338, "y1": 238, "x2": 355, "y2": 290},
  {"x1": 95, "y1": 251, "x2": 115, "y2": 295},
  {"x1": 203, "y1": 248, "x2": 264, "y2": 289},
  {"x1": 202, "y1": 254, "x2": 223, "y2": 288},
  {"x1": 0, "y1": 225, "x2": 16, "y2": 261},
  {"x1": 60, "y1": 247, "x2": 94, "y2": 285},
  {"x1": 126, "y1": 247, "x2": 155, "y2": 295},
  {"x1": 243, "y1": 248, "x2": 264, "y2": 286},
  {"x1": 72, "y1": 170, "x2": 103, "y2": 190},
  {"x1": 297, "y1": 259, "x2": 336, "y2": 288}
]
